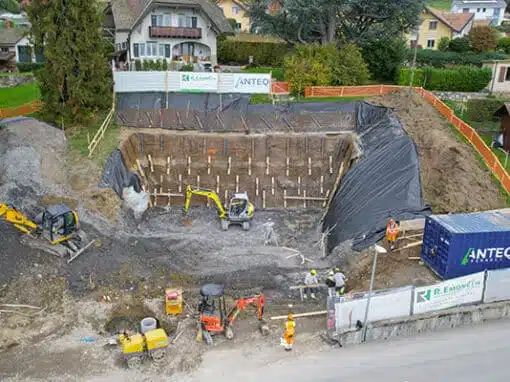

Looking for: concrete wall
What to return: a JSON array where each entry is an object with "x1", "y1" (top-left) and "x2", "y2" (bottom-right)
[
  {"x1": 433, "y1": 91, "x2": 489, "y2": 101},
  {"x1": 0, "y1": 73, "x2": 35, "y2": 88},
  {"x1": 129, "y1": 6, "x2": 218, "y2": 64},
  {"x1": 334, "y1": 300, "x2": 510, "y2": 345}
]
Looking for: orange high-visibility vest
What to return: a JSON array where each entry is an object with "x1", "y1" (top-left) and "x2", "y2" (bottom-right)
[{"x1": 386, "y1": 221, "x2": 399, "y2": 240}]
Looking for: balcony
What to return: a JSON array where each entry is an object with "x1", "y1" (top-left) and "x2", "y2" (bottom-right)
[{"x1": 149, "y1": 26, "x2": 202, "y2": 39}]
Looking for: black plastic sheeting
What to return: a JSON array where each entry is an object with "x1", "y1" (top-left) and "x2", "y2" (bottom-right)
[
  {"x1": 323, "y1": 102, "x2": 431, "y2": 253},
  {"x1": 98, "y1": 149, "x2": 141, "y2": 198}
]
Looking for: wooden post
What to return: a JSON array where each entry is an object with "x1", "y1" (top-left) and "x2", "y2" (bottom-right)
[
  {"x1": 286, "y1": 157, "x2": 290, "y2": 177},
  {"x1": 197, "y1": 175, "x2": 200, "y2": 188},
  {"x1": 236, "y1": 175, "x2": 239, "y2": 193},
  {"x1": 148, "y1": 154, "x2": 154, "y2": 173},
  {"x1": 224, "y1": 189, "x2": 228, "y2": 208},
  {"x1": 298, "y1": 176, "x2": 301, "y2": 195},
  {"x1": 303, "y1": 189, "x2": 307, "y2": 208},
  {"x1": 271, "y1": 177, "x2": 275, "y2": 196},
  {"x1": 187, "y1": 156, "x2": 191, "y2": 175},
  {"x1": 322, "y1": 190, "x2": 330, "y2": 208},
  {"x1": 178, "y1": 174, "x2": 182, "y2": 193},
  {"x1": 160, "y1": 174, "x2": 163, "y2": 184},
  {"x1": 256, "y1": 177, "x2": 259, "y2": 196},
  {"x1": 136, "y1": 159, "x2": 146, "y2": 179},
  {"x1": 284, "y1": 189, "x2": 287, "y2": 208},
  {"x1": 320, "y1": 175, "x2": 324, "y2": 194},
  {"x1": 266, "y1": 156, "x2": 270, "y2": 175},
  {"x1": 207, "y1": 156, "x2": 211, "y2": 175},
  {"x1": 216, "y1": 175, "x2": 220, "y2": 194},
  {"x1": 329, "y1": 156, "x2": 333, "y2": 174},
  {"x1": 228, "y1": 156, "x2": 231, "y2": 175},
  {"x1": 168, "y1": 188, "x2": 171, "y2": 206},
  {"x1": 167, "y1": 156, "x2": 170, "y2": 175},
  {"x1": 154, "y1": 188, "x2": 158, "y2": 206},
  {"x1": 262, "y1": 190, "x2": 266, "y2": 208},
  {"x1": 248, "y1": 157, "x2": 252, "y2": 176},
  {"x1": 308, "y1": 157, "x2": 312, "y2": 176}
]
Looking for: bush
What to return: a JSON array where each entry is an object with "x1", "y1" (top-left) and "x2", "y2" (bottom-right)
[
  {"x1": 180, "y1": 63, "x2": 194, "y2": 72},
  {"x1": 227, "y1": 18, "x2": 238, "y2": 31},
  {"x1": 498, "y1": 37, "x2": 510, "y2": 54},
  {"x1": 217, "y1": 39, "x2": 291, "y2": 66},
  {"x1": 397, "y1": 68, "x2": 426, "y2": 87},
  {"x1": 406, "y1": 49, "x2": 507, "y2": 67},
  {"x1": 448, "y1": 36, "x2": 471, "y2": 53},
  {"x1": 284, "y1": 43, "x2": 369, "y2": 95},
  {"x1": 470, "y1": 26, "x2": 498, "y2": 52},
  {"x1": 16, "y1": 62, "x2": 44, "y2": 73},
  {"x1": 242, "y1": 66, "x2": 284, "y2": 81},
  {"x1": 134, "y1": 60, "x2": 142, "y2": 71},
  {"x1": 162, "y1": 59, "x2": 168, "y2": 71},
  {"x1": 397, "y1": 66, "x2": 492, "y2": 92},
  {"x1": 438, "y1": 37, "x2": 450, "y2": 52},
  {"x1": 361, "y1": 37, "x2": 407, "y2": 82},
  {"x1": 466, "y1": 99, "x2": 504, "y2": 122}
]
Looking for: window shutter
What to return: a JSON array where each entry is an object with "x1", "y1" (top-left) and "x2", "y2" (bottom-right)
[
  {"x1": 165, "y1": 44, "x2": 171, "y2": 58},
  {"x1": 192, "y1": 17, "x2": 197, "y2": 28},
  {"x1": 151, "y1": 15, "x2": 157, "y2": 26},
  {"x1": 134, "y1": 43, "x2": 139, "y2": 58},
  {"x1": 499, "y1": 66, "x2": 507, "y2": 83}
]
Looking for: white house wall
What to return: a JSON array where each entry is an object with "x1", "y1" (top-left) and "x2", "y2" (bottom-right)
[
  {"x1": 115, "y1": 31, "x2": 128, "y2": 47},
  {"x1": 451, "y1": 5, "x2": 504, "y2": 25},
  {"x1": 129, "y1": 6, "x2": 218, "y2": 64},
  {"x1": 14, "y1": 36, "x2": 35, "y2": 63}
]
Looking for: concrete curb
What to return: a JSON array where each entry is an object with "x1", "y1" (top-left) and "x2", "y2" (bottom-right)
[{"x1": 334, "y1": 301, "x2": 510, "y2": 345}]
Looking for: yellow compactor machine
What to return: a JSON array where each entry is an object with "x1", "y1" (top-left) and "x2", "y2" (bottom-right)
[
  {"x1": 120, "y1": 328, "x2": 169, "y2": 368},
  {"x1": 183, "y1": 185, "x2": 254, "y2": 231}
]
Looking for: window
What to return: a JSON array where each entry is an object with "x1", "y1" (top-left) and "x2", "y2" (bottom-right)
[
  {"x1": 133, "y1": 43, "x2": 139, "y2": 57},
  {"x1": 462, "y1": 8, "x2": 469, "y2": 13},
  {"x1": 236, "y1": 22, "x2": 242, "y2": 30},
  {"x1": 185, "y1": 16, "x2": 192, "y2": 28},
  {"x1": 17, "y1": 45, "x2": 32, "y2": 62},
  {"x1": 191, "y1": 16, "x2": 197, "y2": 28},
  {"x1": 477, "y1": 8, "x2": 480, "y2": 12},
  {"x1": 483, "y1": 8, "x2": 486, "y2": 12},
  {"x1": 0, "y1": 47, "x2": 8, "y2": 52},
  {"x1": 165, "y1": 44, "x2": 171, "y2": 58},
  {"x1": 506, "y1": 67, "x2": 510, "y2": 81},
  {"x1": 164, "y1": 14, "x2": 171, "y2": 27},
  {"x1": 35, "y1": 47, "x2": 44, "y2": 63},
  {"x1": 151, "y1": 15, "x2": 157, "y2": 26},
  {"x1": 159, "y1": 43, "x2": 165, "y2": 57},
  {"x1": 494, "y1": 8, "x2": 501, "y2": 16},
  {"x1": 232, "y1": 6, "x2": 239, "y2": 15},
  {"x1": 178, "y1": 14, "x2": 184, "y2": 27},
  {"x1": 147, "y1": 41, "x2": 157, "y2": 56},
  {"x1": 429, "y1": 21, "x2": 437, "y2": 30},
  {"x1": 157, "y1": 15, "x2": 163, "y2": 26},
  {"x1": 116, "y1": 43, "x2": 121, "y2": 51},
  {"x1": 121, "y1": 42, "x2": 127, "y2": 50},
  {"x1": 427, "y1": 39, "x2": 435, "y2": 48},
  {"x1": 139, "y1": 43, "x2": 145, "y2": 56}
]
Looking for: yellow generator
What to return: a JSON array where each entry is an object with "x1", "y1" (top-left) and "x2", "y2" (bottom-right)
[{"x1": 119, "y1": 328, "x2": 169, "y2": 368}]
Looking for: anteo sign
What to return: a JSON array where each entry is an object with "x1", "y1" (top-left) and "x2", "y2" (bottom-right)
[{"x1": 232, "y1": 73, "x2": 271, "y2": 94}]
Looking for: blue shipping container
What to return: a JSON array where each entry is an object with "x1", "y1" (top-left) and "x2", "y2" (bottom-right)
[{"x1": 420, "y1": 211, "x2": 510, "y2": 279}]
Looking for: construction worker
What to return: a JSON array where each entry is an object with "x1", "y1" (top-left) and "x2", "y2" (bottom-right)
[
  {"x1": 386, "y1": 218, "x2": 400, "y2": 250},
  {"x1": 282, "y1": 313, "x2": 295, "y2": 351},
  {"x1": 333, "y1": 268, "x2": 346, "y2": 297},
  {"x1": 325, "y1": 270, "x2": 336, "y2": 297},
  {"x1": 303, "y1": 269, "x2": 319, "y2": 299}
]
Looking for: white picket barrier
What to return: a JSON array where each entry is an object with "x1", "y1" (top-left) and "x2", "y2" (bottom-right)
[{"x1": 484, "y1": 268, "x2": 510, "y2": 303}]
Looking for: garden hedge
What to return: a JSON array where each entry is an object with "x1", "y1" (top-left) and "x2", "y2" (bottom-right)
[
  {"x1": 406, "y1": 49, "x2": 507, "y2": 68},
  {"x1": 466, "y1": 99, "x2": 504, "y2": 122},
  {"x1": 217, "y1": 39, "x2": 291, "y2": 66}
]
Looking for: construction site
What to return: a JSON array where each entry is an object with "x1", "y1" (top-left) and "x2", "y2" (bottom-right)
[{"x1": 0, "y1": 87, "x2": 507, "y2": 381}]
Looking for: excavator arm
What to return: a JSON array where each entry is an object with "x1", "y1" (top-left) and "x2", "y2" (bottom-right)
[
  {"x1": 0, "y1": 203, "x2": 38, "y2": 234},
  {"x1": 183, "y1": 185, "x2": 227, "y2": 219},
  {"x1": 226, "y1": 293, "x2": 266, "y2": 325}
]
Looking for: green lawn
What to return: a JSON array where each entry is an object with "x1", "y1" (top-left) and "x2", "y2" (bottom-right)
[
  {"x1": 0, "y1": 82, "x2": 41, "y2": 108},
  {"x1": 249, "y1": 94, "x2": 366, "y2": 104},
  {"x1": 427, "y1": 0, "x2": 452, "y2": 9}
]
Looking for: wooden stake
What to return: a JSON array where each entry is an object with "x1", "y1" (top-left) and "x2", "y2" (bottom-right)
[
  {"x1": 160, "y1": 174, "x2": 163, "y2": 185},
  {"x1": 228, "y1": 156, "x2": 231, "y2": 175},
  {"x1": 178, "y1": 174, "x2": 182, "y2": 193},
  {"x1": 284, "y1": 195, "x2": 328, "y2": 201},
  {"x1": 393, "y1": 241, "x2": 423, "y2": 252},
  {"x1": 298, "y1": 176, "x2": 301, "y2": 195},
  {"x1": 167, "y1": 156, "x2": 170, "y2": 175},
  {"x1": 168, "y1": 188, "x2": 171, "y2": 206},
  {"x1": 236, "y1": 175, "x2": 239, "y2": 193},
  {"x1": 329, "y1": 156, "x2": 333, "y2": 174},
  {"x1": 303, "y1": 189, "x2": 307, "y2": 208},
  {"x1": 136, "y1": 159, "x2": 146, "y2": 179},
  {"x1": 286, "y1": 157, "x2": 290, "y2": 176},
  {"x1": 224, "y1": 189, "x2": 228, "y2": 208},
  {"x1": 207, "y1": 156, "x2": 211, "y2": 175},
  {"x1": 397, "y1": 233, "x2": 423, "y2": 241},
  {"x1": 284, "y1": 189, "x2": 287, "y2": 208},
  {"x1": 154, "y1": 188, "x2": 157, "y2": 206},
  {"x1": 197, "y1": 175, "x2": 200, "y2": 188},
  {"x1": 308, "y1": 157, "x2": 312, "y2": 176},
  {"x1": 256, "y1": 177, "x2": 259, "y2": 196},
  {"x1": 322, "y1": 190, "x2": 330, "y2": 208},
  {"x1": 187, "y1": 156, "x2": 191, "y2": 175},
  {"x1": 148, "y1": 154, "x2": 154, "y2": 173},
  {"x1": 270, "y1": 311, "x2": 327, "y2": 320},
  {"x1": 216, "y1": 175, "x2": 220, "y2": 194},
  {"x1": 262, "y1": 190, "x2": 266, "y2": 208},
  {"x1": 320, "y1": 175, "x2": 324, "y2": 194},
  {"x1": 248, "y1": 157, "x2": 252, "y2": 176},
  {"x1": 266, "y1": 157, "x2": 270, "y2": 175},
  {"x1": 271, "y1": 177, "x2": 275, "y2": 195}
]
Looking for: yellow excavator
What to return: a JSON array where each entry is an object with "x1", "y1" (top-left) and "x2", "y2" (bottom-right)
[
  {"x1": 0, "y1": 202, "x2": 94, "y2": 261},
  {"x1": 183, "y1": 185, "x2": 254, "y2": 231}
]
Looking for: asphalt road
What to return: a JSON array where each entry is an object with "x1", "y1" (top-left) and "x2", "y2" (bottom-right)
[{"x1": 187, "y1": 319, "x2": 510, "y2": 382}]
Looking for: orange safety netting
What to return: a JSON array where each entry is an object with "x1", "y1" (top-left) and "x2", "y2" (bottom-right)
[{"x1": 0, "y1": 101, "x2": 41, "y2": 119}]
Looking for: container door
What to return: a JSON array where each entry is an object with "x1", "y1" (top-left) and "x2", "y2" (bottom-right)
[{"x1": 421, "y1": 217, "x2": 451, "y2": 278}]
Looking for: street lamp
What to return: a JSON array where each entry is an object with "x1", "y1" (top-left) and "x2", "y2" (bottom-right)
[{"x1": 362, "y1": 243, "x2": 387, "y2": 342}]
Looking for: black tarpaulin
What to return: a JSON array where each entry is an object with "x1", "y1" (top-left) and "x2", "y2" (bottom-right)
[
  {"x1": 323, "y1": 102, "x2": 431, "y2": 253},
  {"x1": 98, "y1": 149, "x2": 141, "y2": 198}
]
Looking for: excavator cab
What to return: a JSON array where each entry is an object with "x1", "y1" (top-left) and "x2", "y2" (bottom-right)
[
  {"x1": 35, "y1": 204, "x2": 79, "y2": 244},
  {"x1": 227, "y1": 192, "x2": 254, "y2": 231},
  {"x1": 198, "y1": 283, "x2": 269, "y2": 345}
]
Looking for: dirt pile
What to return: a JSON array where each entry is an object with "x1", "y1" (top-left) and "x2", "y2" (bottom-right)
[{"x1": 372, "y1": 90, "x2": 505, "y2": 213}]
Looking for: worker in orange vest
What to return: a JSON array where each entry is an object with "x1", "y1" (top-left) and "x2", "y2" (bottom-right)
[
  {"x1": 386, "y1": 218, "x2": 400, "y2": 250},
  {"x1": 281, "y1": 313, "x2": 296, "y2": 351}
]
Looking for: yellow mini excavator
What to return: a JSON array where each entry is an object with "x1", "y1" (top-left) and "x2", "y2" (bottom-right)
[
  {"x1": 183, "y1": 185, "x2": 254, "y2": 231},
  {"x1": 0, "y1": 203, "x2": 94, "y2": 261}
]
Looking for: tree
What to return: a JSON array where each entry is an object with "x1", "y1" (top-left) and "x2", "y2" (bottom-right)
[
  {"x1": 0, "y1": 0, "x2": 20, "y2": 13},
  {"x1": 497, "y1": 37, "x2": 510, "y2": 53},
  {"x1": 437, "y1": 36, "x2": 450, "y2": 52},
  {"x1": 448, "y1": 36, "x2": 471, "y2": 52},
  {"x1": 284, "y1": 42, "x2": 369, "y2": 94},
  {"x1": 26, "y1": 0, "x2": 112, "y2": 124},
  {"x1": 470, "y1": 26, "x2": 497, "y2": 52},
  {"x1": 361, "y1": 37, "x2": 407, "y2": 81},
  {"x1": 248, "y1": 0, "x2": 426, "y2": 45}
]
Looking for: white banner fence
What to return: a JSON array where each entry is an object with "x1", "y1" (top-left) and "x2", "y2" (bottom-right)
[
  {"x1": 332, "y1": 269, "x2": 509, "y2": 332},
  {"x1": 114, "y1": 71, "x2": 272, "y2": 94}
]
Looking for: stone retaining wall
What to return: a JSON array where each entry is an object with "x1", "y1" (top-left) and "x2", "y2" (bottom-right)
[{"x1": 0, "y1": 74, "x2": 35, "y2": 89}]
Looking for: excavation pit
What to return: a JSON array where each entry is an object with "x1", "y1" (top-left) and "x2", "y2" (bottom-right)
[{"x1": 120, "y1": 130, "x2": 354, "y2": 209}]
